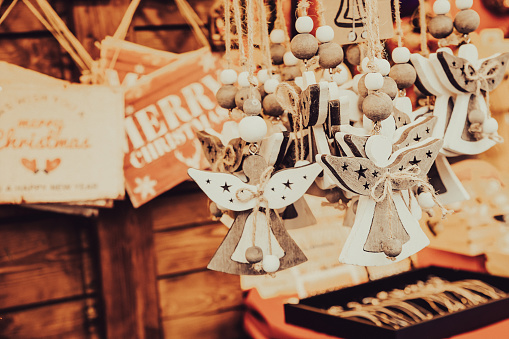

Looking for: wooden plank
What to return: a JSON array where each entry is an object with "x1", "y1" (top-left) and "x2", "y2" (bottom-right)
[
  {"x1": 96, "y1": 201, "x2": 161, "y2": 339},
  {"x1": 0, "y1": 1, "x2": 70, "y2": 34},
  {"x1": 0, "y1": 297, "x2": 100, "y2": 339},
  {"x1": 132, "y1": 0, "x2": 214, "y2": 28},
  {"x1": 133, "y1": 29, "x2": 204, "y2": 54},
  {"x1": 154, "y1": 223, "x2": 228, "y2": 276},
  {"x1": 151, "y1": 191, "x2": 213, "y2": 231},
  {"x1": 158, "y1": 270, "x2": 242, "y2": 319},
  {"x1": 0, "y1": 37, "x2": 70, "y2": 80},
  {"x1": 0, "y1": 217, "x2": 96, "y2": 310},
  {"x1": 161, "y1": 309, "x2": 245, "y2": 339}
]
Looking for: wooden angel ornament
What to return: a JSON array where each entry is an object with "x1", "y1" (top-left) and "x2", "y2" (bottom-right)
[
  {"x1": 318, "y1": 136, "x2": 444, "y2": 266},
  {"x1": 188, "y1": 154, "x2": 322, "y2": 275}
]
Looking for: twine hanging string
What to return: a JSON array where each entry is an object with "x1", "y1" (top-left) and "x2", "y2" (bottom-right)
[
  {"x1": 224, "y1": 0, "x2": 232, "y2": 67},
  {"x1": 363, "y1": 0, "x2": 383, "y2": 70},
  {"x1": 233, "y1": 0, "x2": 247, "y2": 69},
  {"x1": 275, "y1": 0, "x2": 290, "y2": 45},
  {"x1": 419, "y1": 0, "x2": 430, "y2": 56},
  {"x1": 275, "y1": 82, "x2": 305, "y2": 162},
  {"x1": 258, "y1": 0, "x2": 272, "y2": 76},
  {"x1": 245, "y1": 0, "x2": 258, "y2": 98},
  {"x1": 464, "y1": 59, "x2": 504, "y2": 143},
  {"x1": 297, "y1": 0, "x2": 310, "y2": 16},
  {"x1": 235, "y1": 166, "x2": 275, "y2": 254},
  {"x1": 394, "y1": 0, "x2": 403, "y2": 48},
  {"x1": 315, "y1": 0, "x2": 326, "y2": 26}
]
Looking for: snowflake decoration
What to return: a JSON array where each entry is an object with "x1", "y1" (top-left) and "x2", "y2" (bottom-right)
[
  {"x1": 133, "y1": 175, "x2": 157, "y2": 200},
  {"x1": 199, "y1": 53, "x2": 216, "y2": 73}
]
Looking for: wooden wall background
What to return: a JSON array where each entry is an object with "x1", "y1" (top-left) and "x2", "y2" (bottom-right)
[{"x1": 0, "y1": 1, "x2": 246, "y2": 338}]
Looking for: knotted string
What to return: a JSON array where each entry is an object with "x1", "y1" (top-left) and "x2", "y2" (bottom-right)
[
  {"x1": 464, "y1": 59, "x2": 504, "y2": 143},
  {"x1": 233, "y1": 0, "x2": 247, "y2": 69},
  {"x1": 418, "y1": 0, "x2": 430, "y2": 56},
  {"x1": 235, "y1": 166, "x2": 275, "y2": 254},
  {"x1": 224, "y1": 0, "x2": 232, "y2": 68},
  {"x1": 275, "y1": 0, "x2": 290, "y2": 45},
  {"x1": 394, "y1": 0, "x2": 403, "y2": 48},
  {"x1": 275, "y1": 82, "x2": 305, "y2": 162}
]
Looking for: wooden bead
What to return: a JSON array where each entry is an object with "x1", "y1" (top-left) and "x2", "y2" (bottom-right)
[
  {"x1": 392, "y1": 47, "x2": 411, "y2": 64},
  {"x1": 283, "y1": 51, "x2": 299, "y2": 66},
  {"x1": 357, "y1": 74, "x2": 369, "y2": 97},
  {"x1": 316, "y1": 25, "x2": 334, "y2": 43},
  {"x1": 417, "y1": 192, "x2": 436, "y2": 209},
  {"x1": 270, "y1": 29, "x2": 285, "y2": 44},
  {"x1": 389, "y1": 63, "x2": 417, "y2": 89},
  {"x1": 296, "y1": 16, "x2": 314, "y2": 33},
  {"x1": 270, "y1": 43, "x2": 286, "y2": 65},
  {"x1": 262, "y1": 254, "x2": 280, "y2": 273},
  {"x1": 281, "y1": 66, "x2": 301, "y2": 81},
  {"x1": 468, "y1": 109, "x2": 485, "y2": 124},
  {"x1": 433, "y1": 0, "x2": 451, "y2": 15},
  {"x1": 257, "y1": 69, "x2": 270, "y2": 84},
  {"x1": 243, "y1": 98, "x2": 262, "y2": 116},
  {"x1": 483, "y1": 117, "x2": 499, "y2": 134},
  {"x1": 381, "y1": 76, "x2": 398, "y2": 99},
  {"x1": 346, "y1": 44, "x2": 361, "y2": 65},
  {"x1": 333, "y1": 69, "x2": 349, "y2": 86},
  {"x1": 318, "y1": 42, "x2": 344, "y2": 69},
  {"x1": 376, "y1": 58, "x2": 391, "y2": 76},
  {"x1": 365, "y1": 72, "x2": 384, "y2": 91},
  {"x1": 238, "y1": 115, "x2": 267, "y2": 143},
  {"x1": 220, "y1": 69, "x2": 237, "y2": 85},
  {"x1": 290, "y1": 33, "x2": 319, "y2": 60},
  {"x1": 235, "y1": 87, "x2": 261, "y2": 110},
  {"x1": 455, "y1": 0, "x2": 473, "y2": 10},
  {"x1": 381, "y1": 238, "x2": 402, "y2": 257},
  {"x1": 428, "y1": 15, "x2": 454, "y2": 39},
  {"x1": 264, "y1": 78, "x2": 279, "y2": 94},
  {"x1": 362, "y1": 92, "x2": 393, "y2": 122},
  {"x1": 365, "y1": 135, "x2": 392, "y2": 165},
  {"x1": 453, "y1": 9, "x2": 480, "y2": 34},
  {"x1": 216, "y1": 85, "x2": 238, "y2": 109},
  {"x1": 238, "y1": 71, "x2": 258, "y2": 87},
  {"x1": 262, "y1": 93, "x2": 284, "y2": 117},
  {"x1": 325, "y1": 189, "x2": 341, "y2": 203},
  {"x1": 245, "y1": 246, "x2": 263, "y2": 263}
]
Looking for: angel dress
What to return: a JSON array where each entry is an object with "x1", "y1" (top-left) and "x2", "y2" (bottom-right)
[
  {"x1": 188, "y1": 156, "x2": 322, "y2": 275},
  {"x1": 318, "y1": 138, "x2": 443, "y2": 266}
]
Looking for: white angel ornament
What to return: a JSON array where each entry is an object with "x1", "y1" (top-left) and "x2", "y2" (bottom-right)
[{"x1": 188, "y1": 154, "x2": 322, "y2": 275}]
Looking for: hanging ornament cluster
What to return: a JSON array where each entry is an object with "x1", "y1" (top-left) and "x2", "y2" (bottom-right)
[{"x1": 187, "y1": 0, "x2": 506, "y2": 274}]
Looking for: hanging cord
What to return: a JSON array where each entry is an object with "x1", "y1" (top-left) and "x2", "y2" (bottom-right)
[
  {"x1": 224, "y1": 0, "x2": 232, "y2": 67},
  {"x1": 0, "y1": 0, "x2": 18, "y2": 26},
  {"x1": 246, "y1": 0, "x2": 258, "y2": 97},
  {"x1": 315, "y1": 0, "x2": 326, "y2": 26},
  {"x1": 297, "y1": 0, "x2": 310, "y2": 16},
  {"x1": 275, "y1": 0, "x2": 290, "y2": 45},
  {"x1": 419, "y1": 0, "x2": 430, "y2": 56},
  {"x1": 233, "y1": 0, "x2": 247, "y2": 69},
  {"x1": 363, "y1": 0, "x2": 383, "y2": 69},
  {"x1": 276, "y1": 82, "x2": 305, "y2": 162},
  {"x1": 258, "y1": 0, "x2": 272, "y2": 76},
  {"x1": 394, "y1": 0, "x2": 403, "y2": 47}
]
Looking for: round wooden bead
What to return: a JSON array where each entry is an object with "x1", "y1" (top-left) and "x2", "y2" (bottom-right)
[
  {"x1": 345, "y1": 44, "x2": 361, "y2": 65},
  {"x1": 389, "y1": 63, "x2": 417, "y2": 89},
  {"x1": 243, "y1": 98, "x2": 262, "y2": 116},
  {"x1": 290, "y1": 34, "x2": 319, "y2": 60},
  {"x1": 245, "y1": 246, "x2": 263, "y2": 263},
  {"x1": 357, "y1": 74, "x2": 369, "y2": 97},
  {"x1": 428, "y1": 15, "x2": 454, "y2": 39},
  {"x1": 418, "y1": 192, "x2": 436, "y2": 209},
  {"x1": 296, "y1": 16, "x2": 314, "y2": 33},
  {"x1": 262, "y1": 254, "x2": 280, "y2": 273},
  {"x1": 209, "y1": 202, "x2": 223, "y2": 217},
  {"x1": 365, "y1": 135, "x2": 392, "y2": 165},
  {"x1": 376, "y1": 58, "x2": 391, "y2": 76},
  {"x1": 238, "y1": 115, "x2": 267, "y2": 143},
  {"x1": 365, "y1": 72, "x2": 384, "y2": 91},
  {"x1": 392, "y1": 47, "x2": 411, "y2": 64},
  {"x1": 284, "y1": 51, "x2": 299, "y2": 66},
  {"x1": 362, "y1": 92, "x2": 393, "y2": 122},
  {"x1": 325, "y1": 189, "x2": 341, "y2": 203},
  {"x1": 271, "y1": 43, "x2": 286, "y2": 65},
  {"x1": 352, "y1": 74, "x2": 363, "y2": 94},
  {"x1": 483, "y1": 117, "x2": 499, "y2": 134},
  {"x1": 467, "y1": 109, "x2": 485, "y2": 124},
  {"x1": 264, "y1": 78, "x2": 279, "y2": 94},
  {"x1": 381, "y1": 238, "x2": 402, "y2": 257},
  {"x1": 281, "y1": 66, "x2": 301, "y2": 81},
  {"x1": 238, "y1": 71, "x2": 258, "y2": 87},
  {"x1": 454, "y1": 9, "x2": 480, "y2": 34},
  {"x1": 433, "y1": 0, "x2": 451, "y2": 15},
  {"x1": 381, "y1": 76, "x2": 398, "y2": 99},
  {"x1": 318, "y1": 42, "x2": 344, "y2": 69},
  {"x1": 216, "y1": 85, "x2": 238, "y2": 110},
  {"x1": 235, "y1": 87, "x2": 262, "y2": 110},
  {"x1": 220, "y1": 69, "x2": 237, "y2": 85},
  {"x1": 361, "y1": 57, "x2": 371, "y2": 73},
  {"x1": 333, "y1": 70, "x2": 349, "y2": 86},
  {"x1": 263, "y1": 93, "x2": 284, "y2": 117},
  {"x1": 455, "y1": 0, "x2": 473, "y2": 10},
  {"x1": 316, "y1": 25, "x2": 334, "y2": 43},
  {"x1": 257, "y1": 69, "x2": 270, "y2": 84},
  {"x1": 270, "y1": 29, "x2": 285, "y2": 44}
]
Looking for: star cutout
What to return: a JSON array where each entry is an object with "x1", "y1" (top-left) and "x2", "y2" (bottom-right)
[
  {"x1": 372, "y1": 170, "x2": 379, "y2": 177},
  {"x1": 363, "y1": 182, "x2": 370, "y2": 190},
  {"x1": 426, "y1": 150, "x2": 433, "y2": 158},
  {"x1": 283, "y1": 179, "x2": 293, "y2": 190},
  {"x1": 413, "y1": 134, "x2": 421, "y2": 142},
  {"x1": 229, "y1": 198, "x2": 234, "y2": 203},
  {"x1": 281, "y1": 196, "x2": 286, "y2": 200},
  {"x1": 206, "y1": 179, "x2": 211, "y2": 184},
  {"x1": 409, "y1": 156, "x2": 421, "y2": 166},
  {"x1": 303, "y1": 175, "x2": 307, "y2": 180},
  {"x1": 207, "y1": 145, "x2": 213, "y2": 153},
  {"x1": 271, "y1": 187, "x2": 275, "y2": 191},
  {"x1": 426, "y1": 127, "x2": 430, "y2": 134},
  {"x1": 399, "y1": 165, "x2": 405, "y2": 171},
  {"x1": 220, "y1": 182, "x2": 232, "y2": 192},
  {"x1": 354, "y1": 165, "x2": 368, "y2": 179},
  {"x1": 342, "y1": 163, "x2": 348, "y2": 171}
]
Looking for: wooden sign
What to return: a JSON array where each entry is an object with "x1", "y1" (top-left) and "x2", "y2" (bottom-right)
[
  {"x1": 124, "y1": 48, "x2": 230, "y2": 207},
  {"x1": 323, "y1": 0, "x2": 394, "y2": 45},
  {"x1": 0, "y1": 83, "x2": 125, "y2": 204}
]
